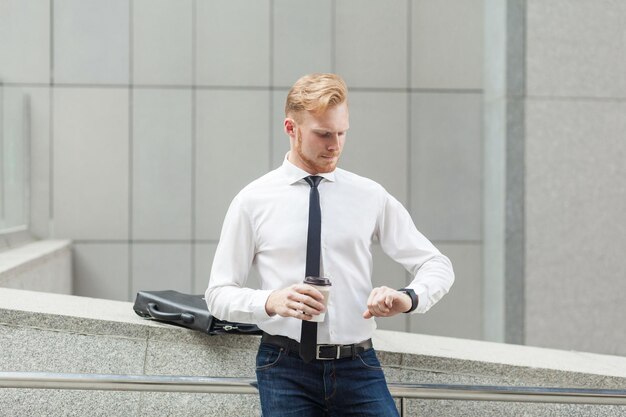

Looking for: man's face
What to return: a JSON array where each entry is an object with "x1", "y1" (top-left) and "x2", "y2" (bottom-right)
[{"x1": 287, "y1": 103, "x2": 350, "y2": 174}]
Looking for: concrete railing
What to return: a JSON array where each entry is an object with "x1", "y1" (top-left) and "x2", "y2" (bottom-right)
[{"x1": 1, "y1": 287, "x2": 626, "y2": 416}]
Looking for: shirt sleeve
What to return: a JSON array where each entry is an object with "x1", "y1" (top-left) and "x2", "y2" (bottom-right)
[
  {"x1": 205, "y1": 195, "x2": 273, "y2": 324},
  {"x1": 377, "y1": 193, "x2": 455, "y2": 313}
]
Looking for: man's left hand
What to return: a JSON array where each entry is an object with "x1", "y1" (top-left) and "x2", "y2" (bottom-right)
[{"x1": 363, "y1": 286, "x2": 412, "y2": 319}]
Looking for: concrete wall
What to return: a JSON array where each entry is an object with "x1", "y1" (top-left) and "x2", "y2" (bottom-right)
[
  {"x1": 0, "y1": 240, "x2": 72, "y2": 294},
  {"x1": 523, "y1": 0, "x2": 626, "y2": 356},
  {"x1": 0, "y1": 0, "x2": 484, "y2": 339},
  {"x1": 484, "y1": 0, "x2": 626, "y2": 355},
  {"x1": 483, "y1": 0, "x2": 526, "y2": 345}
]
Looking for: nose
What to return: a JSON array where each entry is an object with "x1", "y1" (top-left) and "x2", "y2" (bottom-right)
[{"x1": 326, "y1": 134, "x2": 340, "y2": 150}]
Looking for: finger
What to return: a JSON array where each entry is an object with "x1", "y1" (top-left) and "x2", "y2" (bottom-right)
[
  {"x1": 364, "y1": 289, "x2": 375, "y2": 319},
  {"x1": 366, "y1": 287, "x2": 379, "y2": 308},
  {"x1": 367, "y1": 301, "x2": 386, "y2": 317},
  {"x1": 286, "y1": 288, "x2": 324, "y2": 312},
  {"x1": 385, "y1": 294, "x2": 394, "y2": 309},
  {"x1": 291, "y1": 299, "x2": 323, "y2": 317},
  {"x1": 308, "y1": 296, "x2": 327, "y2": 312},
  {"x1": 375, "y1": 294, "x2": 391, "y2": 314},
  {"x1": 278, "y1": 304, "x2": 311, "y2": 320},
  {"x1": 288, "y1": 302, "x2": 313, "y2": 319},
  {"x1": 297, "y1": 311, "x2": 314, "y2": 320},
  {"x1": 376, "y1": 302, "x2": 390, "y2": 315},
  {"x1": 297, "y1": 284, "x2": 326, "y2": 302},
  {"x1": 365, "y1": 302, "x2": 381, "y2": 317},
  {"x1": 290, "y1": 300, "x2": 305, "y2": 313},
  {"x1": 366, "y1": 291, "x2": 383, "y2": 315},
  {"x1": 367, "y1": 287, "x2": 384, "y2": 308},
  {"x1": 297, "y1": 294, "x2": 326, "y2": 314}
]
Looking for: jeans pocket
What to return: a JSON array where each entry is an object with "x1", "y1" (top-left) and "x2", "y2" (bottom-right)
[
  {"x1": 356, "y1": 349, "x2": 383, "y2": 371},
  {"x1": 256, "y1": 344, "x2": 285, "y2": 371}
]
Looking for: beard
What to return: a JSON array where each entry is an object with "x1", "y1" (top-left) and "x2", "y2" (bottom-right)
[{"x1": 295, "y1": 129, "x2": 340, "y2": 174}]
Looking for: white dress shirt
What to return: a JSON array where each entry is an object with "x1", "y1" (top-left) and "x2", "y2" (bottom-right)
[{"x1": 205, "y1": 156, "x2": 454, "y2": 345}]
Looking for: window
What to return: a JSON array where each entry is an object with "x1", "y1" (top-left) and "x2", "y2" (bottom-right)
[{"x1": 0, "y1": 87, "x2": 30, "y2": 236}]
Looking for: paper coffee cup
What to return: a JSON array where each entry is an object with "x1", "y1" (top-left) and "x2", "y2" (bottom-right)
[{"x1": 304, "y1": 276, "x2": 331, "y2": 323}]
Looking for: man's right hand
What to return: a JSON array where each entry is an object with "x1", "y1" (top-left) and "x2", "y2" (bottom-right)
[{"x1": 265, "y1": 284, "x2": 326, "y2": 320}]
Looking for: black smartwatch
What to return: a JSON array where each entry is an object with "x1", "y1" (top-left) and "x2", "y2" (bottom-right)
[{"x1": 398, "y1": 288, "x2": 418, "y2": 313}]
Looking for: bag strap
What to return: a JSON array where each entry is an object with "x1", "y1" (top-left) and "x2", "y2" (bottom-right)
[{"x1": 147, "y1": 302, "x2": 195, "y2": 324}]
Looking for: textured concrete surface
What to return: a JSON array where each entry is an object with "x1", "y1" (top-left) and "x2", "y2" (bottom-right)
[
  {"x1": 526, "y1": 0, "x2": 626, "y2": 98},
  {"x1": 138, "y1": 392, "x2": 261, "y2": 417},
  {"x1": 1, "y1": 289, "x2": 625, "y2": 416},
  {"x1": 372, "y1": 330, "x2": 626, "y2": 382},
  {"x1": 405, "y1": 400, "x2": 625, "y2": 417},
  {"x1": 0, "y1": 389, "x2": 141, "y2": 417},
  {"x1": 525, "y1": 99, "x2": 626, "y2": 357}
]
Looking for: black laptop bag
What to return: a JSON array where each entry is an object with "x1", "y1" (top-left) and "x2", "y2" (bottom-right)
[{"x1": 133, "y1": 290, "x2": 262, "y2": 335}]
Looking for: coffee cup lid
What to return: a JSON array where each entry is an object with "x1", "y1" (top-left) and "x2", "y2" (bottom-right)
[{"x1": 304, "y1": 276, "x2": 332, "y2": 286}]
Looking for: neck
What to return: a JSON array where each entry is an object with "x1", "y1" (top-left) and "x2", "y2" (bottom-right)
[{"x1": 287, "y1": 151, "x2": 317, "y2": 175}]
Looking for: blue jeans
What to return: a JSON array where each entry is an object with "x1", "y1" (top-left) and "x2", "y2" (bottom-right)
[{"x1": 255, "y1": 343, "x2": 399, "y2": 417}]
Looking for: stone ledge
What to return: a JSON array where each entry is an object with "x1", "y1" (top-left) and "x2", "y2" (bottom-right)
[
  {"x1": 373, "y1": 329, "x2": 626, "y2": 380},
  {"x1": 0, "y1": 240, "x2": 71, "y2": 276},
  {"x1": 1, "y1": 287, "x2": 625, "y2": 387},
  {"x1": 0, "y1": 240, "x2": 72, "y2": 294}
]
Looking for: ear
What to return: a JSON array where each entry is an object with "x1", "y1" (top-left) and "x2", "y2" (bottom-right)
[{"x1": 284, "y1": 118, "x2": 296, "y2": 137}]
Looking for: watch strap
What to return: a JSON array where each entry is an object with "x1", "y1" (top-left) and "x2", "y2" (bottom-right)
[{"x1": 398, "y1": 288, "x2": 418, "y2": 313}]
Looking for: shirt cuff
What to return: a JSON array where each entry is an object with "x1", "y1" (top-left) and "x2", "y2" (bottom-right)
[
  {"x1": 409, "y1": 284, "x2": 429, "y2": 314},
  {"x1": 251, "y1": 289, "x2": 274, "y2": 322}
]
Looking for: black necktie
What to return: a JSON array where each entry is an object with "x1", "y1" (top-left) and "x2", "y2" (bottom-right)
[{"x1": 300, "y1": 175, "x2": 322, "y2": 362}]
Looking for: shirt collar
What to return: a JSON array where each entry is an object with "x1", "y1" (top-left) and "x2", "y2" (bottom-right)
[{"x1": 281, "y1": 153, "x2": 336, "y2": 185}]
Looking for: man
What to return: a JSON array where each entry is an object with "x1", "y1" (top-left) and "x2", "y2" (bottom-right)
[{"x1": 206, "y1": 73, "x2": 454, "y2": 416}]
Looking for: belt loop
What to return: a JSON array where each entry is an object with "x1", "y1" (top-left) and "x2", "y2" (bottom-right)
[{"x1": 351, "y1": 344, "x2": 357, "y2": 360}]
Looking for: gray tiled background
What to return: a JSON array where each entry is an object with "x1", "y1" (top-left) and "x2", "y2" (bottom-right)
[
  {"x1": 1, "y1": 0, "x2": 483, "y2": 339},
  {"x1": 481, "y1": 0, "x2": 626, "y2": 356}
]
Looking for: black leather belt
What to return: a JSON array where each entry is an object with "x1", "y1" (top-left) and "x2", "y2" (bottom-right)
[{"x1": 261, "y1": 332, "x2": 373, "y2": 360}]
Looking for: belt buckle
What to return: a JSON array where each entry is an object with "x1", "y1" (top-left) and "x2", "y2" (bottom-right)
[{"x1": 316, "y1": 344, "x2": 341, "y2": 360}]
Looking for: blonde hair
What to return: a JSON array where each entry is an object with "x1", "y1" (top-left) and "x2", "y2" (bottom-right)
[{"x1": 285, "y1": 73, "x2": 348, "y2": 121}]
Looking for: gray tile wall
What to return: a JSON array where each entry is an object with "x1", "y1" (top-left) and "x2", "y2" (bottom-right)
[
  {"x1": 273, "y1": 0, "x2": 333, "y2": 86},
  {"x1": 196, "y1": 0, "x2": 270, "y2": 86},
  {"x1": 341, "y1": 91, "x2": 408, "y2": 204},
  {"x1": 0, "y1": 0, "x2": 50, "y2": 83},
  {"x1": 411, "y1": 0, "x2": 484, "y2": 89},
  {"x1": 1, "y1": 88, "x2": 29, "y2": 228},
  {"x1": 1, "y1": 0, "x2": 483, "y2": 339},
  {"x1": 52, "y1": 88, "x2": 130, "y2": 240},
  {"x1": 132, "y1": 89, "x2": 193, "y2": 240},
  {"x1": 335, "y1": 0, "x2": 408, "y2": 88},
  {"x1": 1, "y1": 86, "x2": 50, "y2": 233},
  {"x1": 54, "y1": 0, "x2": 130, "y2": 84},
  {"x1": 132, "y1": 0, "x2": 194, "y2": 86}
]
